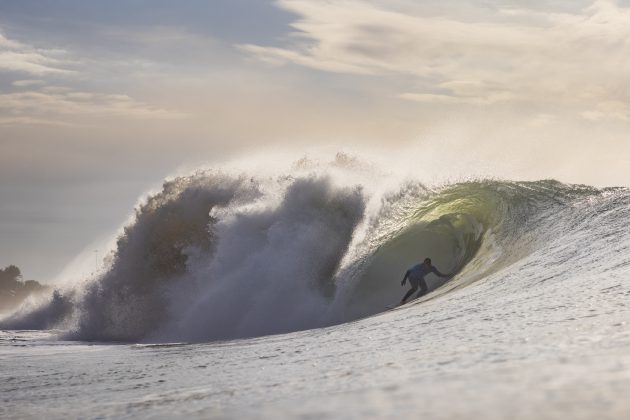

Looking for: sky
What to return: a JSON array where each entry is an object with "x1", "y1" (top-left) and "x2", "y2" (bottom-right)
[{"x1": 2, "y1": 0, "x2": 630, "y2": 281}]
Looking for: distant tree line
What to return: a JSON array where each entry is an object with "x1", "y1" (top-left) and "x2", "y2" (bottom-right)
[{"x1": 0, "y1": 265, "x2": 50, "y2": 311}]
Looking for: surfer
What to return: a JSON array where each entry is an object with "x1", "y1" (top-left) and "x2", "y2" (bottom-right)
[{"x1": 400, "y1": 258, "x2": 450, "y2": 304}]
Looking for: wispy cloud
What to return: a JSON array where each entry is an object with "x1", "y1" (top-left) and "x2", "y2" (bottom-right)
[
  {"x1": 12, "y1": 79, "x2": 46, "y2": 87},
  {"x1": 582, "y1": 101, "x2": 630, "y2": 122},
  {"x1": 0, "y1": 32, "x2": 75, "y2": 76},
  {"x1": 0, "y1": 29, "x2": 185, "y2": 124},
  {"x1": 0, "y1": 88, "x2": 185, "y2": 125},
  {"x1": 242, "y1": 0, "x2": 630, "y2": 120}
]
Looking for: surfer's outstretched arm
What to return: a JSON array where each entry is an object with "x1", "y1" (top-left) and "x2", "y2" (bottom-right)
[{"x1": 432, "y1": 267, "x2": 450, "y2": 278}]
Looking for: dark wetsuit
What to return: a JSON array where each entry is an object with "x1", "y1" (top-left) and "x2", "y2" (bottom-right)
[{"x1": 401, "y1": 263, "x2": 447, "y2": 303}]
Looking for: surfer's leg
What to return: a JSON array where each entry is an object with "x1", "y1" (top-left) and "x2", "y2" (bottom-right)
[
  {"x1": 401, "y1": 287, "x2": 417, "y2": 303},
  {"x1": 415, "y1": 279, "x2": 428, "y2": 299}
]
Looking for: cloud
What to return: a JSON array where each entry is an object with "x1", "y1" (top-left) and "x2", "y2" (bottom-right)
[
  {"x1": 0, "y1": 28, "x2": 186, "y2": 124},
  {"x1": 0, "y1": 115, "x2": 74, "y2": 127},
  {"x1": 0, "y1": 32, "x2": 74, "y2": 76},
  {"x1": 12, "y1": 79, "x2": 45, "y2": 87},
  {"x1": 242, "y1": 0, "x2": 630, "y2": 119},
  {"x1": 400, "y1": 80, "x2": 516, "y2": 105},
  {"x1": 0, "y1": 88, "x2": 185, "y2": 125},
  {"x1": 0, "y1": 32, "x2": 24, "y2": 49},
  {"x1": 582, "y1": 101, "x2": 630, "y2": 121}
]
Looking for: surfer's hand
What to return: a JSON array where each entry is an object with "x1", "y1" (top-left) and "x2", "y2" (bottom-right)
[{"x1": 401, "y1": 279, "x2": 406, "y2": 286}]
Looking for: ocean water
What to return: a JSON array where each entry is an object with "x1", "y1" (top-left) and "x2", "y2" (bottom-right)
[{"x1": 2, "y1": 157, "x2": 630, "y2": 418}]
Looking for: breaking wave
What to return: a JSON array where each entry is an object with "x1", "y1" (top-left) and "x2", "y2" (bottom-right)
[{"x1": 1, "y1": 154, "x2": 620, "y2": 343}]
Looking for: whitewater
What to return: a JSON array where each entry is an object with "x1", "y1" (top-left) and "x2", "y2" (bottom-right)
[{"x1": 2, "y1": 153, "x2": 630, "y2": 418}]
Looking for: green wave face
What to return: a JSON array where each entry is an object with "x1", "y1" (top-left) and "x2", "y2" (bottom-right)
[{"x1": 339, "y1": 180, "x2": 603, "y2": 320}]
